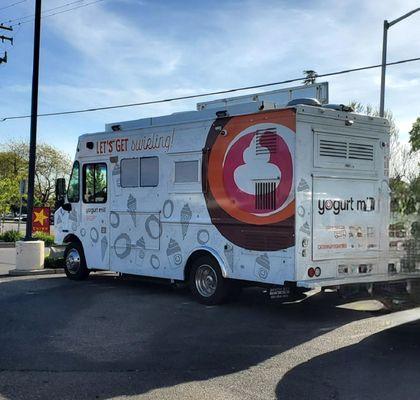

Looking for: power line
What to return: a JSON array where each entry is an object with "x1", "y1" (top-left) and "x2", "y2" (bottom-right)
[
  {"x1": 0, "y1": 0, "x2": 26, "y2": 13},
  {"x1": 5, "y1": 0, "x2": 106, "y2": 26},
  {"x1": 4, "y1": 0, "x2": 85, "y2": 23},
  {"x1": 2, "y1": 56, "x2": 420, "y2": 122}
]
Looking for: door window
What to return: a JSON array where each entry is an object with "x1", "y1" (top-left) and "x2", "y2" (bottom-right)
[{"x1": 83, "y1": 163, "x2": 107, "y2": 203}]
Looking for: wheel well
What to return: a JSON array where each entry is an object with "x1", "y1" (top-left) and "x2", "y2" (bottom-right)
[
  {"x1": 184, "y1": 250, "x2": 219, "y2": 282},
  {"x1": 63, "y1": 234, "x2": 82, "y2": 246}
]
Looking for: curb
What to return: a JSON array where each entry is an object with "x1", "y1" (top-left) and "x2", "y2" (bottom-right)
[
  {"x1": 0, "y1": 242, "x2": 15, "y2": 249},
  {"x1": 7, "y1": 268, "x2": 65, "y2": 277}
]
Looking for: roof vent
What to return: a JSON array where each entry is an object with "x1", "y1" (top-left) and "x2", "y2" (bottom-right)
[
  {"x1": 111, "y1": 124, "x2": 122, "y2": 131},
  {"x1": 286, "y1": 98, "x2": 321, "y2": 107},
  {"x1": 323, "y1": 104, "x2": 354, "y2": 112}
]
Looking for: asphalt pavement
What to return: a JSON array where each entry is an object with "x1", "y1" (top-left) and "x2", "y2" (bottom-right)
[{"x1": 0, "y1": 272, "x2": 419, "y2": 400}]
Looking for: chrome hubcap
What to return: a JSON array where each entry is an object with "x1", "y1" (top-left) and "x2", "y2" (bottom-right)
[
  {"x1": 66, "y1": 248, "x2": 81, "y2": 274},
  {"x1": 195, "y1": 264, "x2": 218, "y2": 297}
]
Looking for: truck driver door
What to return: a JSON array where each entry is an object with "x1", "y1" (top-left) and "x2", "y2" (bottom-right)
[{"x1": 80, "y1": 162, "x2": 110, "y2": 270}]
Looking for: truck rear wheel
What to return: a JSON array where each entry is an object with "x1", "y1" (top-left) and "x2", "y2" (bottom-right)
[
  {"x1": 64, "y1": 242, "x2": 90, "y2": 280},
  {"x1": 189, "y1": 255, "x2": 230, "y2": 305}
]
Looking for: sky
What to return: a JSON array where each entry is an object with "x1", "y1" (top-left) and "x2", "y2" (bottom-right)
[{"x1": 0, "y1": 0, "x2": 420, "y2": 158}]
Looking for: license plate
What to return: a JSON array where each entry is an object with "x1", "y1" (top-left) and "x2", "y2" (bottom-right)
[{"x1": 269, "y1": 286, "x2": 291, "y2": 299}]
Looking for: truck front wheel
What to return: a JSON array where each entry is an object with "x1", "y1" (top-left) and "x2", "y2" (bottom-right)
[
  {"x1": 189, "y1": 255, "x2": 230, "y2": 305},
  {"x1": 64, "y1": 242, "x2": 90, "y2": 280}
]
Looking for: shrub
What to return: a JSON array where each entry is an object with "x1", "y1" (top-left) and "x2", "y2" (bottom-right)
[
  {"x1": 0, "y1": 230, "x2": 23, "y2": 242},
  {"x1": 33, "y1": 232, "x2": 55, "y2": 246},
  {"x1": 44, "y1": 256, "x2": 65, "y2": 269}
]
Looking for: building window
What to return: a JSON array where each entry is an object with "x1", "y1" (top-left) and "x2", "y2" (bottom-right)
[
  {"x1": 140, "y1": 157, "x2": 159, "y2": 187},
  {"x1": 83, "y1": 163, "x2": 107, "y2": 203},
  {"x1": 121, "y1": 158, "x2": 139, "y2": 187},
  {"x1": 174, "y1": 160, "x2": 199, "y2": 183},
  {"x1": 67, "y1": 161, "x2": 80, "y2": 203}
]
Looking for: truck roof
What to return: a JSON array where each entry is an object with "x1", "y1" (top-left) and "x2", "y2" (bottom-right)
[{"x1": 79, "y1": 101, "x2": 389, "y2": 141}]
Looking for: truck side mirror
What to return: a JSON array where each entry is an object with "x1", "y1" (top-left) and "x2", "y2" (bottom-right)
[
  {"x1": 62, "y1": 203, "x2": 72, "y2": 212},
  {"x1": 55, "y1": 178, "x2": 66, "y2": 209}
]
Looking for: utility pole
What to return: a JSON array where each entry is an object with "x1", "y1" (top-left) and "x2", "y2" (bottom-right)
[
  {"x1": 25, "y1": 0, "x2": 42, "y2": 240},
  {"x1": 379, "y1": 8, "x2": 420, "y2": 117},
  {"x1": 0, "y1": 24, "x2": 13, "y2": 64}
]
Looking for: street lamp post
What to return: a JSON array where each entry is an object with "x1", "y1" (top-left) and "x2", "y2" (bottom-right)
[{"x1": 379, "y1": 8, "x2": 420, "y2": 117}]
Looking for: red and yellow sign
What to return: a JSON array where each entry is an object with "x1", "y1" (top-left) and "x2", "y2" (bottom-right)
[{"x1": 32, "y1": 207, "x2": 50, "y2": 234}]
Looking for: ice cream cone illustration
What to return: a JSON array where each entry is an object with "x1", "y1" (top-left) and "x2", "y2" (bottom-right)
[
  {"x1": 127, "y1": 194, "x2": 137, "y2": 227},
  {"x1": 254, "y1": 253, "x2": 270, "y2": 280},
  {"x1": 180, "y1": 203, "x2": 192, "y2": 239},
  {"x1": 112, "y1": 163, "x2": 122, "y2": 196},
  {"x1": 166, "y1": 238, "x2": 183, "y2": 269},
  {"x1": 135, "y1": 236, "x2": 146, "y2": 267},
  {"x1": 224, "y1": 244, "x2": 234, "y2": 273},
  {"x1": 69, "y1": 209, "x2": 78, "y2": 231},
  {"x1": 101, "y1": 236, "x2": 108, "y2": 261}
]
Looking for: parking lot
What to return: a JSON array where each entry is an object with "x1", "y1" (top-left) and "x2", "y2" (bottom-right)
[{"x1": 0, "y1": 272, "x2": 419, "y2": 400}]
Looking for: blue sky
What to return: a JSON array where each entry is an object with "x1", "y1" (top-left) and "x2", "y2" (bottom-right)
[{"x1": 1, "y1": 0, "x2": 420, "y2": 158}]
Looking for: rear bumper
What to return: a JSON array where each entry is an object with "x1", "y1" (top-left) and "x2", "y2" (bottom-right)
[{"x1": 297, "y1": 271, "x2": 420, "y2": 288}]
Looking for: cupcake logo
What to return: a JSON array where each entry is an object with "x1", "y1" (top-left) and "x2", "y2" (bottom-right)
[
  {"x1": 203, "y1": 110, "x2": 296, "y2": 251},
  {"x1": 166, "y1": 238, "x2": 183, "y2": 269}
]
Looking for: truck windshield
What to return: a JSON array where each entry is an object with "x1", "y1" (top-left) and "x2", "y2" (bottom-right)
[{"x1": 67, "y1": 161, "x2": 80, "y2": 203}]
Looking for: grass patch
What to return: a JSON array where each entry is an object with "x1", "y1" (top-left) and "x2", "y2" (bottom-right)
[
  {"x1": 0, "y1": 230, "x2": 23, "y2": 242},
  {"x1": 32, "y1": 232, "x2": 55, "y2": 246}
]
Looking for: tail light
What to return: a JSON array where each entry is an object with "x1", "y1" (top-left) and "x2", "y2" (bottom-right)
[{"x1": 308, "y1": 267, "x2": 316, "y2": 278}]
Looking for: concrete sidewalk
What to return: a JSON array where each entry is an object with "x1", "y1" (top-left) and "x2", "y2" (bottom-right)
[
  {"x1": 0, "y1": 247, "x2": 16, "y2": 276},
  {"x1": 0, "y1": 246, "x2": 64, "y2": 276}
]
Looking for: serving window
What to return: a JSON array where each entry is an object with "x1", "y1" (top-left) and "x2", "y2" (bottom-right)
[
  {"x1": 174, "y1": 160, "x2": 199, "y2": 183},
  {"x1": 120, "y1": 157, "x2": 159, "y2": 188}
]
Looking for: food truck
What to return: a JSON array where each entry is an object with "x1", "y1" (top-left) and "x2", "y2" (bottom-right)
[{"x1": 54, "y1": 83, "x2": 420, "y2": 304}]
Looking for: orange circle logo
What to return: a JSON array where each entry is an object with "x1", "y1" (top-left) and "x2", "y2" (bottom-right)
[{"x1": 203, "y1": 110, "x2": 296, "y2": 251}]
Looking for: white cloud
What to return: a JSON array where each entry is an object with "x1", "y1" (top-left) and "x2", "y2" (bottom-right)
[{"x1": 1, "y1": 0, "x2": 420, "y2": 155}]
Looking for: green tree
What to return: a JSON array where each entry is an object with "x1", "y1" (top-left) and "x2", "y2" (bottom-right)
[
  {"x1": 349, "y1": 102, "x2": 419, "y2": 215},
  {"x1": 409, "y1": 117, "x2": 420, "y2": 153},
  {"x1": 0, "y1": 141, "x2": 72, "y2": 208},
  {"x1": 0, "y1": 151, "x2": 26, "y2": 180},
  {"x1": 0, "y1": 178, "x2": 20, "y2": 231}
]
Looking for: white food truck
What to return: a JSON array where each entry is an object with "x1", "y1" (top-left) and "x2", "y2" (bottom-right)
[{"x1": 54, "y1": 83, "x2": 419, "y2": 304}]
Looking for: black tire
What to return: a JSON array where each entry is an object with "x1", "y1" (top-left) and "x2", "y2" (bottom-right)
[
  {"x1": 189, "y1": 255, "x2": 231, "y2": 305},
  {"x1": 64, "y1": 242, "x2": 90, "y2": 280}
]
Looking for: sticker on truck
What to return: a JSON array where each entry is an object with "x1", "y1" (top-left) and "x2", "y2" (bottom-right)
[{"x1": 312, "y1": 177, "x2": 380, "y2": 260}]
